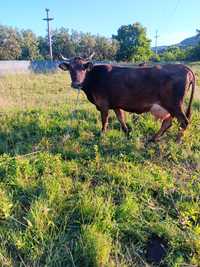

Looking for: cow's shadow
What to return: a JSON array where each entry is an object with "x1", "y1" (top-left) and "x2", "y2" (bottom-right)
[
  {"x1": 0, "y1": 105, "x2": 196, "y2": 162},
  {"x1": 0, "y1": 110, "x2": 80, "y2": 156}
]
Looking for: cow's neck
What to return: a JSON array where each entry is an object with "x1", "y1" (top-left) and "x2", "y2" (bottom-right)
[{"x1": 81, "y1": 73, "x2": 95, "y2": 104}]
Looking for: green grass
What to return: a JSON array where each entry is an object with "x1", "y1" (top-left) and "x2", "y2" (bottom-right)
[{"x1": 0, "y1": 68, "x2": 200, "y2": 267}]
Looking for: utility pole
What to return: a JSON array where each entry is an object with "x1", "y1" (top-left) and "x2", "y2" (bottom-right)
[
  {"x1": 43, "y1": 8, "x2": 54, "y2": 60},
  {"x1": 154, "y1": 30, "x2": 159, "y2": 55}
]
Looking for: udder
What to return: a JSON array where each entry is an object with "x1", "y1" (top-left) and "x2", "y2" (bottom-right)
[{"x1": 150, "y1": 104, "x2": 170, "y2": 120}]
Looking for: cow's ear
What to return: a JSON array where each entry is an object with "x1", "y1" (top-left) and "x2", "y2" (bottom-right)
[
  {"x1": 59, "y1": 62, "x2": 70, "y2": 71},
  {"x1": 83, "y1": 62, "x2": 93, "y2": 71}
]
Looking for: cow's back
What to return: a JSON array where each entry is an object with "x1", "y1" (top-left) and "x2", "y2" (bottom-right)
[{"x1": 82, "y1": 63, "x2": 191, "y2": 113}]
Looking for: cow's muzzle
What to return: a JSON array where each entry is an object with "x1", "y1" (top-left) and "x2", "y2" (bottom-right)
[{"x1": 71, "y1": 82, "x2": 82, "y2": 89}]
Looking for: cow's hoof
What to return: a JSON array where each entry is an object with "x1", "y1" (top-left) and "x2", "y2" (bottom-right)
[
  {"x1": 128, "y1": 129, "x2": 132, "y2": 135},
  {"x1": 144, "y1": 137, "x2": 154, "y2": 147},
  {"x1": 122, "y1": 126, "x2": 131, "y2": 137},
  {"x1": 96, "y1": 131, "x2": 103, "y2": 138},
  {"x1": 127, "y1": 124, "x2": 132, "y2": 132},
  {"x1": 176, "y1": 132, "x2": 184, "y2": 144},
  {"x1": 125, "y1": 132, "x2": 131, "y2": 139},
  {"x1": 176, "y1": 136, "x2": 183, "y2": 144},
  {"x1": 100, "y1": 131, "x2": 106, "y2": 137}
]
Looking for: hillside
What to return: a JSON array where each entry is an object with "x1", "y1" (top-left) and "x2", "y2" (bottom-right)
[
  {"x1": 0, "y1": 69, "x2": 200, "y2": 267},
  {"x1": 154, "y1": 34, "x2": 200, "y2": 52},
  {"x1": 179, "y1": 34, "x2": 200, "y2": 47}
]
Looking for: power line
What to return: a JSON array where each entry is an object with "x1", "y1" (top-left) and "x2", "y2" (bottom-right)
[
  {"x1": 165, "y1": 0, "x2": 181, "y2": 33},
  {"x1": 171, "y1": 0, "x2": 181, "y2": 19},
  {"x1": 43, "y1": 8, "x2": 54, "y2": 61},
  {"x1": 157, "y1": 0, "x2": 181, "y2": 46}
]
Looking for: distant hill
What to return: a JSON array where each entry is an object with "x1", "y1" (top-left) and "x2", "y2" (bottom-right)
[
  {"x1": 153, "y1": 34, "x2": 200, "y2": 52},
  {"x1": 178, "y1": 34, "x2": 200, "y2": 47}
]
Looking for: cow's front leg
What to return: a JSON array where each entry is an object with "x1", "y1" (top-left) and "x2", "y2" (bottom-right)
[{"x1": 100, "y1": 109, "x2": 109, "y2": 133}]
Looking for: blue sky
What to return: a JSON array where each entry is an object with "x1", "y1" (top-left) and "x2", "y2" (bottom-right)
[{"x1": 0, "y1": 0, "x2": 199, "y2": 46}]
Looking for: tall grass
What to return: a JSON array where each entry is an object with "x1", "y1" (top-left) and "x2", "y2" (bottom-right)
[{"x1": 0, "y1": 68, "x2": 199, "y2": 267}]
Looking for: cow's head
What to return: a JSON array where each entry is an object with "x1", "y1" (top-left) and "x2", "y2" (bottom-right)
[{"x1": 59, "y1": 53, "x2": 95, "y2": 89}]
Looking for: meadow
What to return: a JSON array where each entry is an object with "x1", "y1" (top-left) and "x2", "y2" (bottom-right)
[{"x1": 0, "y1": 66, "x2": 199, "y2": 267}]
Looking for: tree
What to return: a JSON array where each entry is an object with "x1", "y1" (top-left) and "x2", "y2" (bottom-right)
[
  {"x1": 113, "y1": 22, "x2": 152, "y2": 62},
  {"x1": 151, "y1": 52, "x2": 161, "y2": 62},
  {"x1": 94, "y1": 36, "x2": 118, "y2": 60},
  {"x1": 0, "y1": 25, "x2": 21, "y2": 60},
  {"x1": 77, "y1": 33, "x2": 96, "y2": 57},
  {"x1": 20, "y1": 30, "x2": 40, "y2": 60},
  {"x1": 186, "y1": 43, "x2": 200, "y2": 61},
  {"x1": 160, "y1": 46, "x2": 186, "y2": 62},
  {"x1": 38, "y1": 36, "x2": 49, "y2": 59},
  {"x1": 52, "y1": 28, "x2": 76, "y2": 58},
  {"x1": 38, "y1": 29, "x2": 118, "y2": 60}
]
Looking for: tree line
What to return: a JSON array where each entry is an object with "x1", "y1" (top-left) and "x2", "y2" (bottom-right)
[
  {"x1": 0, "y1": 23, "x2": 200, "y2": 62},
  {"x1": 0, "y1": 24, "x2": 119, "y2": 61}
]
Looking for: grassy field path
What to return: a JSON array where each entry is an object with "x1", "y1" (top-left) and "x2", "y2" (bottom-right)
[{"x1": 0, "y1": 70, "x2": 199, "y2": 266}]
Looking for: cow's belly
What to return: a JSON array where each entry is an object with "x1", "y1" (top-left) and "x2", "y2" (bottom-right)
[{"x1": 150, "y1": 104, "x2": 170, "y2": 120}]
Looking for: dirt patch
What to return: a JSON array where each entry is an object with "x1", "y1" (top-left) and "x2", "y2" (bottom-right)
[{"x1": 0, "y1": 96, "x2": 13, "y2": 109}]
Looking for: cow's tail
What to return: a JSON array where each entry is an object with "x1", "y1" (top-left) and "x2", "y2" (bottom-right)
[{"x1": 186, "y1": 68, "x2": 195, "y2": 119}]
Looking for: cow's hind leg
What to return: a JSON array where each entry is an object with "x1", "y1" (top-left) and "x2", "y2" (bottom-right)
[
  {"x1": 173, "y1": 107, "x2": 189, "y2": 142},
  {"x1": 151, "y1": 117, "x2": 172, "y2": 142},
  {"x1": 114, "y1": 108, "x2": 130, "y2": 135}
]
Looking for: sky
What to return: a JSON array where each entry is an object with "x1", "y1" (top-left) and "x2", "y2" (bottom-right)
[{"x1": 0, "y1": 0, "x2": 200, "y2": 46}]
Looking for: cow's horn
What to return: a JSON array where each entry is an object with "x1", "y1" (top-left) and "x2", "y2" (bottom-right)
[{"x1": 60, "y1": 54, "x2": 69, "y2": 61}]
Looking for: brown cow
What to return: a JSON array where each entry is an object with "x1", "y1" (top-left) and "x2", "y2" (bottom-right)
[{"x1": 59, "y1": 55, "x2": 195, "y2": 142}]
